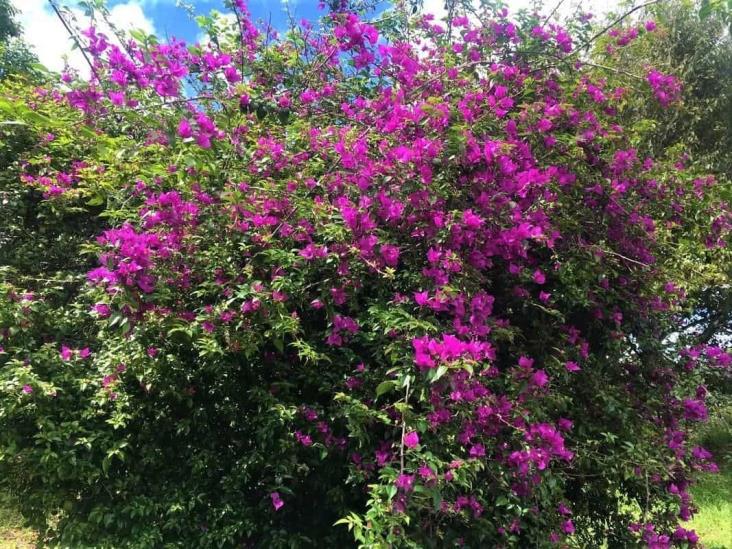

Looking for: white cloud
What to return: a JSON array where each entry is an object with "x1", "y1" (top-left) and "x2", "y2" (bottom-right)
[
  {"x1": 421, "y1": 0, "x2": 447, "y2": 19},
  {"x1": 12, "y1": 0, "x2": 156, "y2": 77},
  {"x1": 12, "y1": 0, "x2": 84, "y2": 74},
  {"x1": 109, "y1": 2, "x2": 156, "y2": 35}
]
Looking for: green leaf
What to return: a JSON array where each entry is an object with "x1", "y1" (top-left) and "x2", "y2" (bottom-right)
[
  {"x1": 273, "y1": 337, "x2": 284, "y2": 353},
  {"x1": 432, "y1": 490, "x2": 442, "y2": 510},
  {"x1": 431, "y1": 364, "x2": 448, "y2": 383},
  {"x1": 86, "y1": 195, "x2": 105, "y2": 206},
  {"x1": 129, "y1": 29, "x2": 149, "y2": 43},
  {"x1": 699, "y1": 0, "x2": 713, "y2": 20},
  {"x1": 375, "y1": 380, "x2": 395, "y2": 398}
]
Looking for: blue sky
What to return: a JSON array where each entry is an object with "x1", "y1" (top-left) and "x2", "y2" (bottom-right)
[
  {"x1": 127, "y1": 0, "x2": 330, "y2": 43},
  {"x1": 12, "y1": 0, "x2": 341, "y2": 75},
  {"x1": 12, "y1": 0, "x2": 613, "y2": 76}
]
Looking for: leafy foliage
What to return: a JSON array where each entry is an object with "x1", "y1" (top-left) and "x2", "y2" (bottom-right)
[{"x1": 0, "y1": 1, "x2": 729, "y2": 547}]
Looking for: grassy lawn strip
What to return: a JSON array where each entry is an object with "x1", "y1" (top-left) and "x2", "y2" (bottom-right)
[{"x1": 687, "y1": 466, "x2": 732, "y2": 549}]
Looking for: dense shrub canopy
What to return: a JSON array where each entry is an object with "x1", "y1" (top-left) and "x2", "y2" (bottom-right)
[{"x1": 0, "y1": 1, "x2": 730, "y2": 547}]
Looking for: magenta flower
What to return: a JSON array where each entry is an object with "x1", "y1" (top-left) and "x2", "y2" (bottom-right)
[
  {"x1": 60, "y1": 345, "x2": 73, "y2": 361},
  {"x1": 270, "y1": 491, "x2": 284, "y2": 511},
  {"x1": 272, "y1": 290, "x2": 288, "y2": 302},
  {"x1": 414, "y1": 291, "x2": 429, "y2": 306},
  {"x1": 102, "y1": 374, "x2": 117, "y2": 388},
  {"x1": 375, "y1": 448, "x2": 390, "y2": 466},
  {"x1": 558, "y1": 418, "x2": 573, "y2": 431},
  {"x1": 646, "y1": 69, "x2": 682, "y2": 107},
  {"x1": 518, "y1": 355, "x2": 534, "y2": 369},
  {"x1": 565, "y1": 361, "x2": 581, "y2": 372},
  {"x1": 403, "y1": 431, "x2": 420, "y2": 449},
  {"x1": 196, "y1": 133, "x2": 212, "y2": 149},
  {"x1": 108, "y1": 91, "x2": 125, "y2": 106},
  {"x1": 418, "y1": 464, "x2": 435, "y2": 480},
  {"x1": 22, "y1": 385, "x2": 33, "y2": 394},
  {"x1": 531, "y1": 369, "x2": 549, "y2": 387},
  {"x1": 380, "y1": 244, "x2": 400, "y2": 267},
  {"x1": 469, "y1": 444, "x2": 486, "y2": 458},
  {"x1": 295, "y1": 431, "x2": 313, "y2": 446},
  {"x1": 395, "y1": 473, "x2": 414, "y2": 491},
  {"x1": 533, "y1": 270, "x2": 546, "y2": 284},
  {"x1": 177, "y1": 119, "x2": 192, "y2": 138},
  {"x1": 682, "y1": 399, "x2": 708, "y2": 421}
]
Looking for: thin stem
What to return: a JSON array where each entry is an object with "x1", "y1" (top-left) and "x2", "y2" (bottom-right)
[
  {"x1": 597, "y1": 247, "x2": 651, "y2": 269},
  {"x1": 541, "y1": 0, "x2": 567, "y2": 27},
  {"x1": 47, "y1": 0, "x2": 100, "y2": 82},
  {"x1": 580, "y1": 61, "x2": 644, "y2": 80},
  {"x1": 399, "y1": 377, "x2": 410, "y2": 475},
  {"x1": 570, "y1": 0, "x2": 661, "y2": 58},
  {"x1": 644, "y1": 470, "x2": 650, "y2": 520}
]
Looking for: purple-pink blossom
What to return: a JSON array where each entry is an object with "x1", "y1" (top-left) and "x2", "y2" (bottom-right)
[
  {"x1": 270, "y1": 491, "x2": 284, "y2": 511},
  {"x1": 403, "y1": 431, "x2": 420, "y2": 448}
]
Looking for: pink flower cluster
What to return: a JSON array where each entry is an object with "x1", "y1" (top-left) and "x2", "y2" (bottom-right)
[
  {"x1": 412, "y1": 334, "x2": 496, "y2": 371},
  {"x1": 647, "y1": 69, "x2": 682, "y2": 107}
]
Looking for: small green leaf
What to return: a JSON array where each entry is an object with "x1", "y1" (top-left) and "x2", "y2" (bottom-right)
[
  {"x1": 376, "y1": 380, "x2": 395, "y2": 398},
  {"x1": 86, "y1": 195, "x2": 105, "y2": 206},
  {"x1": 273, "y1": 337, "x2": 284, "y2": 353},
  {"x1": 432, "y1": 364, "x2": 448, "y2": 383}
]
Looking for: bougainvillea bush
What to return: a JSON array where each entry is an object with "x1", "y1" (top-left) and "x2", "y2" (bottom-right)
[{"x1": 0, "y1": 0, "x2": 730, "y2": 546}]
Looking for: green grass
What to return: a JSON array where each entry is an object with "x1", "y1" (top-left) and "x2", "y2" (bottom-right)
[
  {"x1": 687, "y1": 466, "x2": 732, "y2": 549},
  {"x1": 687, "y1": 402, "x2": 732, "y2": 549}
]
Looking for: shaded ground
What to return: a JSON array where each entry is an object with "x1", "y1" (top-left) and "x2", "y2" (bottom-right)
[
  {"x1": 0, "y1": 494, "x2": 34, "y2": 549},
  {"x1": 0, "y1": 470, "x2": 729, "y2": 547}
]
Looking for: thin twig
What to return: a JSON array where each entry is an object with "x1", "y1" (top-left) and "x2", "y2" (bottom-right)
[
  {"x1": 598, "y1": 247, "x2": 651, "y2": 268},
  {"x1": 644, "y1": 470, "x2": 650, "y2": 520},
  {"x1": 47, "y1": 0, "x2": 100, "y2": 82},
  {"x1": 230, "y1": 2, "x2": 247, "y2": 77},
  {"x1": 97, "y1": 3, "x2": 136, "y2": 60},
  {"x1": 570, "y1": 0, "x2": 661, "y2": 57},
  {"x1": 541, "y1": 0, "x2": 567, "y2": 28},
  {"x1": 399, "y1": 378, "x2": 410, "y2": 475},
  {"x1": 580, "y1": 61, "x2": 644, "y2": 80}
]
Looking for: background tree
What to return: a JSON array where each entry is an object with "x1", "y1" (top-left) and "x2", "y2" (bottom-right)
[
  {"x1": 590, "y1": 0, "x2": 732, "y2": 349},
  {"x1": 0, "y1": 0, "x2": 40, "y2": 80}
]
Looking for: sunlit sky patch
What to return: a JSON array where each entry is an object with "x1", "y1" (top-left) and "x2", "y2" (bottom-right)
[{"x1": 12, "y1": 0, "x2": 616, "y2": 75}]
